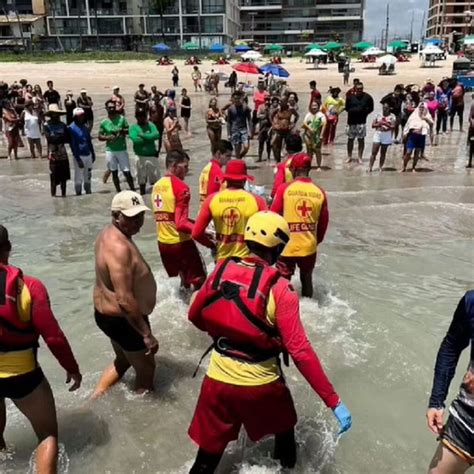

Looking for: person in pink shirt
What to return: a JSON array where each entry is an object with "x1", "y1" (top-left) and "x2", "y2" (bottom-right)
[
  {"x1": 425, "y1": 92, "x2": 439, "y2": 146},
  {"x1": 251, "y1": 81, "x2": 269, "y2": 137}
]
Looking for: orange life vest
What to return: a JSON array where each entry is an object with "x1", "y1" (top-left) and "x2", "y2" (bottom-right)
[
  {"x1": 281, "y1": 179, "x2": 325, "y2": 257},
  {"x1": 0, "y1": 264, "x2": 37, "y2": 352},
  {"x1": 209, "y1": 188, "x2": 260, "y2": 260},
  {"x1": 152, "y1": 176, "x2": 191, "y2": 245},
  {"x1": 200, "y1": 258, "x2": 283, "y2": 362}
]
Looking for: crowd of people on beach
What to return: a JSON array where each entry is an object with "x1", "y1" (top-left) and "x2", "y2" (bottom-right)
[{"x1": 0, "y1": 65, "x2": 473, "y2": 474}]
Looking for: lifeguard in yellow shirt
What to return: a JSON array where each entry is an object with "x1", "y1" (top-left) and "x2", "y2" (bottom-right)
[{"x1": 271, "y1": 153, "x2": 329, "y2": 298}]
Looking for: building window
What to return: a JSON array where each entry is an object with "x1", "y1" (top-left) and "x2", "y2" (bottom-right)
[
  {"x1": 93, "y1": 18, "x2": 124, "y2": 35},
  {"x1": 203, "y1": 16, "x2": 223, "y2": 33},
  {"x1": 183, "y1": 0, "x2": 199, "y2": 14},
  {"x1": 203, "y1": 0, "x2": 225, "y2": 14},
  {"x1": 149, "y1": 17, "x2": 179, "y2": 34}
]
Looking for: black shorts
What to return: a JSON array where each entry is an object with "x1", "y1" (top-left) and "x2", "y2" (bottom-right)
[
  {"x1": 94, "y1": 309, "x2": 149, "y2": 352},
  {"x1": 0, "y1": 367, "x2": 44, "y2": 400},
  {"x1": 442, "y1": 398, "x2": 474, "y2": 464}
]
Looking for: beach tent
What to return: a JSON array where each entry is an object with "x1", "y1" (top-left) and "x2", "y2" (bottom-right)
[
  {"x1": 182, "y1": 41, "x2": 199, "y2": 50},
  {"x1": 209, "y1": 43, "x2": 225, "y2": 53},
  {"x1": 420, "y1": 45, "x2": 443, "y2": 55},
  {"x1": 388, "y1": 40, "x2": 407, "y2": 51},
  {"x1": 353, "y1": 41, "x2": 374, "y2": 51},
  {"x1": 361, "y1": 47, "x2": 385, "y2": 56},
  {"x1": 377, "y1": 54, "x2": 397, "y2": 65},
  {"x1": 264, "y1": 44, "x2": 284, "y2": 53},
  {"x1": 241, "y1": 50, "x2": 262, "y2": 60},
  {"x1": 152, "y1": 43, "x2": 170, "y2": 52},
  {"x1": 235, "y1": 45, "x2": 251, "y2": 52},
  {"x1": 324, "y1": 42, "x2": 344, "y2": 51},
  {"x1": 304, "y1": 43, "x2": 323, "y2": 51},
  {"x1": 305, "y1": 49, "x2": 327, "y2": 57},
  {"x1": 462, "y1": 35, "x2": 474, "y2": 45}
]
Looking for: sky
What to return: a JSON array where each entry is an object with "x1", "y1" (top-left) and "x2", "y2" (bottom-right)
[{"x1": 364, "y1": 0, "x2": 429, "y2": 43}]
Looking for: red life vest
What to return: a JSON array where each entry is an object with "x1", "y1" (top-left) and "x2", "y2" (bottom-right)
[
  {"x1": 201, "y1": 258, "x2": 284, "y2": 363},
  {"x1": 0, "y1": 264, "x2": 37, "y2": 352}
]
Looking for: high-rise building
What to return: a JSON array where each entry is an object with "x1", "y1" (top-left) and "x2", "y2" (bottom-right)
[
  {"x1": 426, "y1": 0, "x2": 474, "y2": 41},
  {"x1": 239, "y1": 0, "x2": 365, "y2": 48},
  {"x1": 44, "y1": 0, "x2": 239, "y2": 50}
]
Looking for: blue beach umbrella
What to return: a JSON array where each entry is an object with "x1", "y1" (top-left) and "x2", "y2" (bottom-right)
[
  {"x1": 235, "y1": 45, "x2": 251, "y2": 52},
  {"x1": 260, "y1": 63, "x2": 290, "y2": 78},
  {"x1": 152, "y1": 43, "x2": 171, "y2": 52},
  {"x1": 209, "y1": 43, "x2": 225, "y2": 53}
]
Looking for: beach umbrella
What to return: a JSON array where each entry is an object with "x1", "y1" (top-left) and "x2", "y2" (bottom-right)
[
  {"x1": 377, "y1": 54, "x2": 397, "y2": 65},
  {"x1": 233, "y1": 62, "x2": 262, "y2": 74},
  {"x1": 209, "y1": 43, "x2": 225, "y2": 53},
  {"x1": 260, "y1": 63, "x2": 290, "y2": 78},
  {"x1": 241, "y1": 50, "x2": 262, "y2": 60},
  {"x1": 361, "y1": 47, "x2": 385, "y2": 56},
  {"x1": 462, "y1": 35, "x2": 474, "y2": 45},
  {"x1": 305, "y1": 48, "x2": 327, "y2": 57},
  {"x1": 424, "y1": 38, "x2": 444, "y2": 46},
  {"x1": 182, "y1": 41, "x2": 199, "y2": 50},
  {"x1": 235, "y1": 45, "x2": 251, "y2": 52},
  {"x1": 353, "y1": 41, "x2": 373, "y2": 51},
  {"x1": 420, "y1": 45, "x2": 443, "y2": 54},
  {"x1": 304, "y1": 43, "x2": 323, "y2": 51},
  {"x1": 324, "y1": 41, "x2": 344, "y2": 51},
  {"x1": 388, "y1": 40, "x2": 406, "y2": 50},
  {"x1": 205, "y1": 70, "x2": 229, "y2": 80},
  {"x1": 264, "y1": 44, "x2": 284, "y2": 53},
  {"x1": 152, "y1": 43, "x2": 170, "y2": 52}
]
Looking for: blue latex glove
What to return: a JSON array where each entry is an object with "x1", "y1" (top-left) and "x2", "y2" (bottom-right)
[{"x1": 333, "y1": 402, "x2": 352, "y2": 435}]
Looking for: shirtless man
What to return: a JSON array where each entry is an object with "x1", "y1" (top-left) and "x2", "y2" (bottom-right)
[
  {"x1": 111, "y1": 86, "x2": 125, "y2": 115},
  {"x1": 91, "y1": 191, "x2": 159, "y2": 399},
  {"x1": 271, "y1": 97, "x2": 299, "y2": 162}
]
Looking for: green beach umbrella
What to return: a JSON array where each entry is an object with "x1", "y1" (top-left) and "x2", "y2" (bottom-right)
[
  {"x1": 182, "y1": 41, "x2": 199, "y2": 50},
  {"x1": 264, "y1": 44, "x2": 284, "y2": 52},
  {"x1": 304, "y1": 43, "x2": 323, "y2": 51},
  {"x1": 462, "y1": 35, "x2": 474, "y2": 45},
  {"x1": 353, "y1": 41, "x2": 373, "y2": 51},
  {"x1": 388, "y1": 40, "x2": 406, "y2": 50},
  {"x1": 324, "y1": 41, "x2": 344, "y2": 51}
]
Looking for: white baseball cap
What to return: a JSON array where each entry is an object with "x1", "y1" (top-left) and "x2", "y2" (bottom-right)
[
  {"x1": 111, "y1": 191, "x2": 150, "y2": 217},
  {"x1": 73, "y1": 107, "x2": 85, "y2": 117}
]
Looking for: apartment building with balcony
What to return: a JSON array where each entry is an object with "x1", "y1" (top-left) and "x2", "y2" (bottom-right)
[
  {"x1": 43, "y1": 0, "x2": 239, "y2": 50},
  {"x1": 426, "y1": 0, "x2": 473, "y2": 41},
  {"x1": 239, "y1": 0, "x2": 364, "y2": 48}
]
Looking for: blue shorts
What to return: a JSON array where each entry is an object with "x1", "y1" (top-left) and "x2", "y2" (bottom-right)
[
  {"x1": 406, "y1": 133, "x2": 426, "y2": 153},
  {"x1": 231, "y1": 130, "x2": 249, "y2": 147}
]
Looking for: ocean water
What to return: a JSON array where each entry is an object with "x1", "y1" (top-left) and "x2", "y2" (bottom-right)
[{"x1": 0, "y1": 94, "x2": 473, "y2": 474}]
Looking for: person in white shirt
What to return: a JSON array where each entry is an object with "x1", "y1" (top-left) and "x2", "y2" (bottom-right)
[
  {"x1": 368, "y1": 102, "x2": 396, "y2": 172},
  {"x1": 22, "y1": 101, "x2": 42, "y2": 159}
]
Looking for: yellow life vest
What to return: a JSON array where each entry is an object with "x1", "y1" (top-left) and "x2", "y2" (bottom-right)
[
  {"x1": 209, "y1": 188, "x2": 259, "y2": 260},
  {"x1": 281, "y1": 179, "x2": 325, "y2": 257},
  {"x1": 151, "y1": 176, "x2": 191, "y2": 245}
]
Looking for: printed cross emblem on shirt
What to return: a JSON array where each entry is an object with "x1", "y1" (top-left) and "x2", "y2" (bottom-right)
[
  {"x1": 222, "y1": 207, "x2": 241, "y2": 227},
  {"x1": 296, "y1": 200, "x2": 312, "y2": 218},
  {"x1": 154, "y1": 193, "x2": 163, "y2": 210}
]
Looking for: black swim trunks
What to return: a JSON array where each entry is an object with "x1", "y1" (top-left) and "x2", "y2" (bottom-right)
[
  {"x1": 442, "y1": 398, "x2": 474, "y2": 465},
  {"x1": 0, "y1": 367, "x2": 44, "y2": 400},
  {"x1": 94, "y1": 309, "x2": 150, "y2": 352}
]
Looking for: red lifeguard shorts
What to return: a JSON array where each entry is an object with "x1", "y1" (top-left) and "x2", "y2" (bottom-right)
[
  {"x1": 188, "y1": 376, "x2": 298, "y2": 454},
  {"x1": 277, "y1": 253, "x2": 317, "y2": 279},
  {"x1": 158, "y1": 239, "x2": 206, "y2": 287}
]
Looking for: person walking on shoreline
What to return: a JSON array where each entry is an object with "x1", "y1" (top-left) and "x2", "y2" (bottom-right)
[
  {"x1": 0, "y1": 225, "x2": 82, "y2": 473},
  {"x1": 92, "y1": 191, "x2": 159, "y2": 399}
]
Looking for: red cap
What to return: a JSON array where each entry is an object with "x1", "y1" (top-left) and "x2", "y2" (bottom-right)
[
  {"x1": 289, "y1": 152, "x2": 312, "y2": 170},
  {"x1": 222, "y1": 160, "x2": 255, "y2": 182}
]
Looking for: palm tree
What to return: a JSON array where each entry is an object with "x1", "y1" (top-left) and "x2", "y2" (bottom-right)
[{"x1": 150, "y1": 0, "x2": 174, "y2": 44}]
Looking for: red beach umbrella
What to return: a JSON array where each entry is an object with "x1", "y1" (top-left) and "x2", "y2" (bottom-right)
[{"x1": 232, "y1": 63, "x2": 262, "y2": 74}]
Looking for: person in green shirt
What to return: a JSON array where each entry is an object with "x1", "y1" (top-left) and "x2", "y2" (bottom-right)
[
  {"x1": 129, "y1": 111, "x2": 161, "y2": 195},
  {"x1": 98, "y1": 101, "x2": 135, "y2": 192}
]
